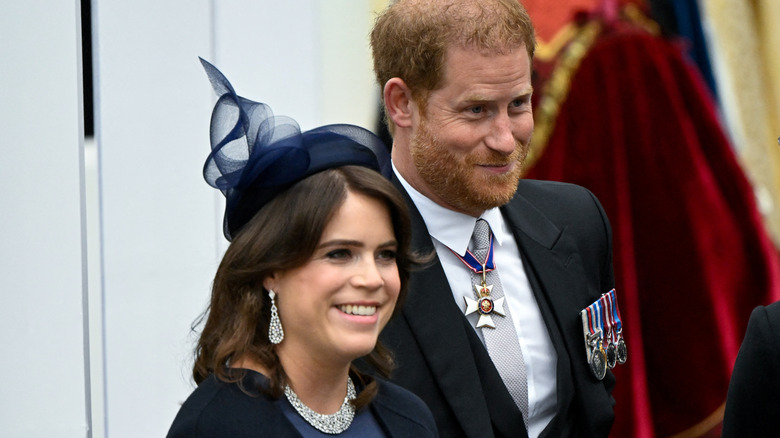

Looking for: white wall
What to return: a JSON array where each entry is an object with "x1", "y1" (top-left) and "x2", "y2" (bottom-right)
[
  {"x1": 211, "y1": 0, "x2": 380, "y2": 131},
  {"x1": 0, "y1": 1, "x2": 383, "y2": 437},
  {"x1": 0, "y1": 1, "x2": 90, "y2": 437},
  {"x1": 93, "y1": 1, "x2": 217, "y2": 436},
  {"x1": 94, "y1": 1, "x2": 381, "y2": 436}
]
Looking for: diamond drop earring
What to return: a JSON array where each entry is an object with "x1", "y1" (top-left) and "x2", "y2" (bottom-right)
[{"x1": 268, "y1": 289, "x2": 284, "y2": 344}]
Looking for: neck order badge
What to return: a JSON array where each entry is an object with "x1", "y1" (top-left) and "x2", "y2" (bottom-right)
[{"x1": 453, "y1": 230, "x2": 506, "y2": 328}]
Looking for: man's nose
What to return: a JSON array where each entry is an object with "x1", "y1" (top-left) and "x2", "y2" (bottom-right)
[{"x1": 486, "y1": 112, "x2": 516, "y2": 155}]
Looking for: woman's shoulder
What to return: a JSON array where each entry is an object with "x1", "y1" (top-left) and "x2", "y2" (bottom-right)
[
  {"x1": 167, "y1": 371, "x2": 294, "y2": 438},
  {"x1": 167, "y1": 374, "x2": 234, "y2": 437},
  {"x1": 372, "y1": 378, "x2": 439, "y2": 437}
]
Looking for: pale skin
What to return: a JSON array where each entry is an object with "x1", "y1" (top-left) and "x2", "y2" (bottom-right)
[
  {"x1": 235, "y1": 191, "x2": 401, "y2": 414},
  {"x1": 384, "y1": 44, "x2": 535, "y2": 217}
]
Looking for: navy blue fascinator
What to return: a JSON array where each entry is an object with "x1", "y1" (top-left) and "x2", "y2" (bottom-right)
[{"x1": 199, "y1": 58, "x2": 392, "y2": 241}]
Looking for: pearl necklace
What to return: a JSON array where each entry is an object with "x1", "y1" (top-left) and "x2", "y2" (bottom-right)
[{"x1": 284, "y1": 377, "x2": 356, "y2": 434}]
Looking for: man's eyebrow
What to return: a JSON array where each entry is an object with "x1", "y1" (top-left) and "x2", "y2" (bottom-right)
[{"x1": 461, "y1": 87, "x2": 534, "y2": 103}]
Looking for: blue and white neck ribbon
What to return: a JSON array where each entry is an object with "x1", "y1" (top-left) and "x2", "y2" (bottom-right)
[{"x1": 451, "y1": 232, "x2": 496, "y2": 274}]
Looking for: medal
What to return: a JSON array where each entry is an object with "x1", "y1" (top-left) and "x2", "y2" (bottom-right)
[
  {"x1": 464, "y1": 276, "x2": 506, "y2": 328},
  {"x1": 580, "y1": 300, "x2": 607, "y2": 380},
  {"x1": 601, "y1": 294, "x2": 617, "y2": 369},
  {"x1": 455, "y1": 232, "x2": 505, "y2": 329},
  {"x1": 587, "y1": 332, "x2": 607, "y2": 380},
  {"x1": 582, "y1": 302, "x2": 608, "y2": 380},
  {"x1": 606, "y1": 342, "x2": 617, "y2": 369},
  {"x1": 616, "y1": 332, "x2": 627, "y2": 364},
  {"x1": 607, "y1": 290, "x2": 627, "y2": 364}
]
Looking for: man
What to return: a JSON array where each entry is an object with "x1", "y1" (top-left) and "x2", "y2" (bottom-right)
[{"x1": 370, "y1": 0, "x2": 616, "y2": 436}]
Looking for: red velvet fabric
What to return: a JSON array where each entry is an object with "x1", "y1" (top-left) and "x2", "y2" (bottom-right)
[{"x1": 525, "y1": 23, "x2": 780, "y2": 437}]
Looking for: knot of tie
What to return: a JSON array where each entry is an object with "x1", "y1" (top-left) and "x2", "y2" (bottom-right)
[{"x1": 471, "y1": 219, "x2": 491, "y2": 253}]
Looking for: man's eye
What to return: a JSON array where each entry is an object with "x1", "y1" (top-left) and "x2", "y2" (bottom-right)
[
  {"x1": 511, "y1": 98, "x2": 528, "y2": 108},
  {"x1": 511, "y1": 97, "x2": 531, "y2": 109},
  {"x1": 469, "y1": 106, "x2": 484, "y2": 114}
]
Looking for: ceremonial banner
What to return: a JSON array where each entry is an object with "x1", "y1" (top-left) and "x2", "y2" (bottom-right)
[{"x1": 524, "y1": 4, "x2": 780, "y2": 436}]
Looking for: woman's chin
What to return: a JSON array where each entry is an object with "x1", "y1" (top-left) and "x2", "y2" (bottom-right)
[{"x1": 334, "y1": 336, "x2": 380, "y2": 362}]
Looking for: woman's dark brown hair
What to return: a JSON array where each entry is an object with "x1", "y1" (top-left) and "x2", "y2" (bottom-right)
[{"x1": 192, "y1": 165, "x2": 417, "y2": 409}]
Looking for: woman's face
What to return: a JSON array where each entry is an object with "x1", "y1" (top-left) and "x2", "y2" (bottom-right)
[{"x1": 265, "y1": 190, "x2": 401, "y2": 368}]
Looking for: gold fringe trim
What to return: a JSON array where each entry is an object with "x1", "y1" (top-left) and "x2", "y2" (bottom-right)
[
  {"x1": 526, "y1": 5, "x2": 659, "y2": 171},
  {"x1": 533, "y1": 4, "x2": 657, "y2": 63},
  {"x1": 535, "y1": 23, "x2": 581, "y2": 62},
  {"x1": 623, "y1": 4, "x2": 660, "y2": 36},
  {"x1": 667, "y1": 403, "x2": 725, "y2": 438},
  {"x1": 526, "y1": 20, "x2": 602, "y2": 171}
]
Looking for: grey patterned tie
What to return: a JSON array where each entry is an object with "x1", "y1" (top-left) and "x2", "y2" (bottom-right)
[{"x1": 469, "y1": 219, "x2": 529, "y2": 425}]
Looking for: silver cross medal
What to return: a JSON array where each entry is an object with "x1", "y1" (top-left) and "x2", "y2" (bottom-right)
[{"x1": 464, "y1": 264, "x2": 505, "y2": 328}]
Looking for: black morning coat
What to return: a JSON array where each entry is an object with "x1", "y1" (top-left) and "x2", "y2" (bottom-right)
[{"x1": 381, "y1": 176, "x2": 617, "y2": 438}]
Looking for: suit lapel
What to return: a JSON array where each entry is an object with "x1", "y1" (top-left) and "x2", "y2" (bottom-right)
[
  {"x1": 501, "y1": 193, "x2": 596, "y2": 426},
  {"x1": 502, "y1": 190, "x2": 591, "y2": 339},
  {"x1": 393, "y1": 177, "x2": 502, "y2": 437}
]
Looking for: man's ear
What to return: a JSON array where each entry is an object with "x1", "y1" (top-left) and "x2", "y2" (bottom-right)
[{"x1": 383, "y1": 78, "x2": 414, "y2": 129}]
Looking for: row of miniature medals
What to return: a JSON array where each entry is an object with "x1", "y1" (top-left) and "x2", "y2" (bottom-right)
[{"x1": 580, "y1": 289, "x2": 627, "y2": 380}]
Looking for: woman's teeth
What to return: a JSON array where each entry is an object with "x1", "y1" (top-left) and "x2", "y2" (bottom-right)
[{"x1": 338, "y1": 305, "x2": 377, "y2": 316}]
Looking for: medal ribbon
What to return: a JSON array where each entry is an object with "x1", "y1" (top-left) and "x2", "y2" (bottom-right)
[
  {"x1": 595, "y1": 297, "x2": 605, "y2": 339},
  {"x1": 601, "y1": 294, "x2": 614, "y2": 343},
  {"x1": 451, "y1": 231, "x2": 496, "y2": 274},
  {"x1": 585, "y1": 303, "x2": 600, "y2": 340},
  {"x1": 585, "y1": 297, "x2": 608, "y2": 350},
  {"x1": 608, "y1": 289, "x2": 623, "y2": 334},
  {"x1": 585, "y1": 306, "x2": 594, "y2": 335}
]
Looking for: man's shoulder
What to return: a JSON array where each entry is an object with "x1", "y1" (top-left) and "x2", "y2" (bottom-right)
[
  {"x1": 511, "y1": 179, "x2": 599, "y2": 214},
  {"x1": 748, "y1": 301, "x2": 780, "y2": 338},
  {"x1": 763, "y1": 301, "x2": 780, "y2": 322},
  {"x1": 515, "y1": 178, "x2": 591, "y2": 199},
  {"x1": 506, "y1": 179, "x2": 611, "y2": 247}
]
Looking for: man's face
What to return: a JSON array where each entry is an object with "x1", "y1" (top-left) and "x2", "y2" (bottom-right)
[{"x1": 407, "y1": 44, "x2": 534, "y2": 217}]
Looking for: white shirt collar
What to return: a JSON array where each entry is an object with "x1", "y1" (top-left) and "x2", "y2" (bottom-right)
[{"x1": 393, "y1": 163, "x2": 506, "y2": 256}]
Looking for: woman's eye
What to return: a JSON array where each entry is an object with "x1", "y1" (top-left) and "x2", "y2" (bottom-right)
[
  {"x1": 326, "y1": 249, "x2": 351, "y2": 260},
  {"x1": 377, "y1": 249, "x2": 397, "y2": 262}
]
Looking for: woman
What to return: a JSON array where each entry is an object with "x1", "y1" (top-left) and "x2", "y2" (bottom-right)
[{"x1": 167, "y1": 59, "x2": 437, "y2": 437}]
